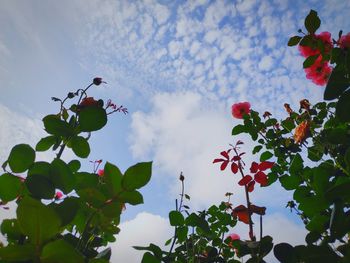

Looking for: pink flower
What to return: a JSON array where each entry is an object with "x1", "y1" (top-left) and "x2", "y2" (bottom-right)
[
  {"x1": 304, "y1": 56, "x2": 332, "y2": 86},
  {"x1": 339, "y1": 33, "x2": 350, "y2": 49},
  {"x1": 97, "y1": 169, "x2": 104, "y2": 177},
  {"x1": 55, "y1": 191, "x2": 63, "y2": 200},
  {"x1": 231, "y1": 102, "x2": 251, "y2": 119},
  {"x1": 298, "y1": 32, "x2": 333, "y2": 57},
  {"x1": 228, "y1": 233, "x2": 240, "y2": 241}
]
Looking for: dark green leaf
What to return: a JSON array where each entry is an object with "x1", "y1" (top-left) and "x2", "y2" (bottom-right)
[
  {"x1": 101, "y1": 200, "x2": 122, "y2": 218},
  {"x1": 43, "y1": 115, "x2": 74, "y2": 136},
  {"x1": 78, "y1": 107, "x2": 107, "y2": 132},
  {"x1": 68, "y1": 160, "x2": 81, "y2": 173},
  {"x1": 0, "y1": 244, "x2": 35, "y2": 261},
  {"x1": 274, "y1": 243, "x2": 297, "y2": 263},
  {"x1": 324, "y1": 68, "x2": 350, "y2": 100},
  {"x1": 259, "y1": 235, "x2": 273, "y2": 257},
  {"x1": 17, "y1": 196, "x2": 61, "y2": 245},
  {"x1": 36, "y1": 136, "x2": 57, "y2": 151},
  {"x1": 25, "y1": 174, "x2": 55, "y2": 199},
  {"x1": 119, "y1": 190, "x2": 143, "y2": 205},
  {"x1": 104, "y1": 162, "x2": 123, "y2": 196},
  {"x1": 303, "y1": 54, "x2": 319, "y2": 68},
  {"x1": 8, "y1": 144, "x2": 35, "y2": 173},
  {"x1": 28, "y1": 161, "x2": 51, "y2": 177},
  {"x1": 169, "y1": 210, "x2": 184, "y2": 226},
  {"x1": 122, "y1": 162, "x2": 152, "y2": 191},
  {"x1": 304, "y1": 10, "x2": 321, "y2": 34},
  {"x1": 288, "y1": 36, "x2": 302, "y2": 46},
  {"x1": 70, "y1": 136, "x2": 90, "y2": 158},
  {"x1": 306, "y1": 214, "x2": 328, "y2": 233},
  {"x1": 289, "y1": 154, "x2": 303, "y2": 174},
  {"x1": 96, "y1": 247, "x2": 111, "y2": 260},
  {"x1": 336, "y1": 90, "x2": 350, "y2": 122},
  {"x1": 1, "y1": 219, "x2": 22, "y2": 241},
  {"x1": 232, "y1": 124, "x2": 247, "y2": 135},
  {"x1": 253, "y1": 145, "x2": 263, "y2": 154},
  {"x1": 0, "y1": 173, "x2": 22, "y2": 202},
  {"x1": 50, "y1": 158, "x2": 75, "y2": 194},
  {"x1": 280, "y1": 175, "x2": 301, "y2": 190},
  {"x1": 51, "y1": 197, "x2": 80, "y2": 226},
  {"x1": 141, "y1": 252, "x2": 161, "y2": 263},
  {"x1": 41, "y1": 239, "x2": 84, "y2": 263}
]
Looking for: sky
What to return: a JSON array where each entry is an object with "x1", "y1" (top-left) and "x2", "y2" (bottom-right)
[{"x1": 1, "y1": 0, "x2": 350, "y2": 262}]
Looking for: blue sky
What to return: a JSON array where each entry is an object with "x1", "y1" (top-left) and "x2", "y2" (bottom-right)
[{"x1": 1, "y1": 0, "x2": 350, "y2": 262}]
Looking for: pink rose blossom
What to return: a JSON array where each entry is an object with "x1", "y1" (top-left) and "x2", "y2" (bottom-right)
[{"x1": 231, "y1": 102, "x2": 251, "y2": 119}]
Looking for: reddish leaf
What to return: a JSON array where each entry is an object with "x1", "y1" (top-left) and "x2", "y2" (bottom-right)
[
  {"x1": 233, "y1": 156, "x2": 241, "y2": 161},
  {"x1": 236, "y1": 140, "x2": 244, "y2": 145},
  {"x1": 220, "y1": 150, "x2": 230, "y2": 159},
  {"x1": 247, "y1": 180, "x2": 255, "y2": 192},
  {"x1": 220, "y1": 161, "x2": 229, "y2": 171},
  {"x1": 231, "y1": 162, "x2": 239, "y2": 174},
  {"x1": 250, "y1": 204, "x2": 266, "y2": 215},
  {"x1": 250, "y1": 162, "x2": 259, "y2": 173},
  {"x1": 239, "y1": 152, "x2": 246, "y2": 156},
  {"x1": 259, "y1": 161, "x2": 274, "y2": 171},
  {"x1": 232, "y1": 205, "x2": 249, "y2": 224},
  {"x1": 213, "y1": 158, "x2": 225, "y2": 163},
  {"x1": 254, "y1": 171, "x2": 268, "y2": 186},
  {"x1": 238, "y1": 175, "x2": 252, "y2": 186}
]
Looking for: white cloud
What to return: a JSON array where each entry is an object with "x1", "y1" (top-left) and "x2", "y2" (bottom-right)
[
  {"x1": 258, "y1": 55, "x2": 274, "y2": 71},
  {"x1": 111, "y1": 212, "x2": 172, "y2": 263}
]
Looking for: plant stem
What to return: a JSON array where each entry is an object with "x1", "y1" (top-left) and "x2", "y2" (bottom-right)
[{"x1": 233, "y1": 148, "x2": 255, "y2": 241}]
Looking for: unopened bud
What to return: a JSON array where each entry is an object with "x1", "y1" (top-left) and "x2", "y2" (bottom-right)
[
  {"x1": 179, "y1": 172, "x2": 185, "y2": 181},
  {"x1": 93, "y1": 77, "x2": 103, "y2": 86}
]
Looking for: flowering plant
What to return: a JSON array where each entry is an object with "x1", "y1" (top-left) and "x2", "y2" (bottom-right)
[{"x1": 0, "y1": 78, "x2": 152, "y2": 262}]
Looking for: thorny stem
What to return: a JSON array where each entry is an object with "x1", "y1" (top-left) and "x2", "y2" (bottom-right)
[{"x1": 233, "y1": 148, "x2": 255, "y2": 242}]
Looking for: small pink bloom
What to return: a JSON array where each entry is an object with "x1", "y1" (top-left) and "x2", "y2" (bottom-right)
[
  {"x1": 55, "y1": 191, "x2": 63, "y2": 200},
  {"x1": 339, "y1": 33, "x2": 350, "y2": 49},
  {"x1": 97, "y1": 169, "x2": 104, "y2": 177},
  {"x1": 231, "y1": 102, "x2": 251, "y2": 119},
  {"x1": 228, "y1": 233, "x2": 240, "y2": 241}
]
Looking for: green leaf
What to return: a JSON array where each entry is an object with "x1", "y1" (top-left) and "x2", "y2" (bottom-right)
[
  {"x1": 17, "y1": 196, "x2": 61, "y2": 245},
  {"x1": 306, "y1": 214, "x2": 328, "y2": 233},
  {"x1": 70, "y1": 136, "x2": 90, "y2": 158},
  {"x1": 259, "y1": 235, "x2": 273, "y2": 257},
  {"x1": 119, "y1": 190, "x2": 143, "y2": 205},
  {"x1": 0, "y1": 173, "x2": 22, "y2": 202},
  {"x1": 0, "y1": 244, "x2": 36, "y2": 261},
  {"x1": 304, "y1": 10, "x2": 321, "y2": 34},
  {"x1": 101, "y1": 200, "x2": 122, "y2": 218},
  {"x1": 260, "y1": 151, "x2": 273, "y2": 161},
  {"x1": 25, "y1": 174, "x2": 55, "y2": 199},
  {"x1": 41, "y1": 239, "x2": 84, "y2": 263},
  {"x1": 1, "y1": 219, "x2": 22, "y2": 241},
  {"x1": 50, "y1": 158, "x2": 75, "y2": 194},
  {"x1": 141, "y1": 252, "x2": 161, "y2": 263},
  {"x1": 177, "y1": 226, "x2": 188, "y2": 242},
  {"x1": 289, "y1": 154, "x2": 303, "y2": 174},
  {"x1": 288, "y1": 36, "x2": 302, "y2": 46},
  {"x1": 232, "y1": 124, "x2": 247, "y2": 135},
  {"x1": 308, "y1": 145, "x2": 323, "y2": 162},
  {"x1": 303, "y1": 54, "x2": 319, "y2": 68},
  {"x1": 28, "y1": 161, "x2": 51, "y2": 177},
  {"x1": 104, "y1": 162, "x2": 123, "y2": 196},
  {"x1": 336, "y1": 90, "x2": 350, "y2": 122},
  {"x1": 36, "y1": 136, "x2": 57, "y2": 151},
  {"x1": 274, "y1": 243, "x2": 297, "y2": 263},
  {"x1": 8, "y1": 144, "x2": 35, "y2": 173},
  {"x1": 324, "y1": 68, "x2": 350, "y2": 100},
  {"x1": 68, "y1": 160, "x2": 81, "y2": 173},
  {"x1": 78, "y1": 107, "x2": 107, "y2": 132},
  {"x1": 51, "y1": 197, "x2": 80, "y2": 226},
  {"x1": 169, "y1": 210, "x2": 184, "y2": 226},
  {"x1": 77, "y1": 188, "x2": 106, "y2": 207},
  {"x1": 253, "y1": 145, "x2": 263, "y2": 154},
  {"x1": 43, "y1": 114, "x2": 74, "y2": 136},
  {"x1": 280, "y1": 175, "x2": 301, "y2": 190},
  {"x1": 122, "y1": 162, "x2": 152, "y2": 191}
]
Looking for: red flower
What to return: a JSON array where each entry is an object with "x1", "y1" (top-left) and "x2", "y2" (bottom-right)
[
  {"x1": 55, "y1": 191, "x2": 63, "y2": 200},
  {"x1": 97, "y1": 169, "x2": 104, "y2": 177},
  {"x1": 339, "y1": 33, "x2": 350, "y2": 49},
  {"x1": 298, "y1": 32, "x2": 332, "y2": 57},
  {"x1": 304, "y1": 56, "x2": 332, "y2": 86},
  {"x1": 80, "y1": 97, "x2": 99, "y2": 107},
  {"x1": 231, "y1": 102, "x2": 251, "y2": 119}
]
